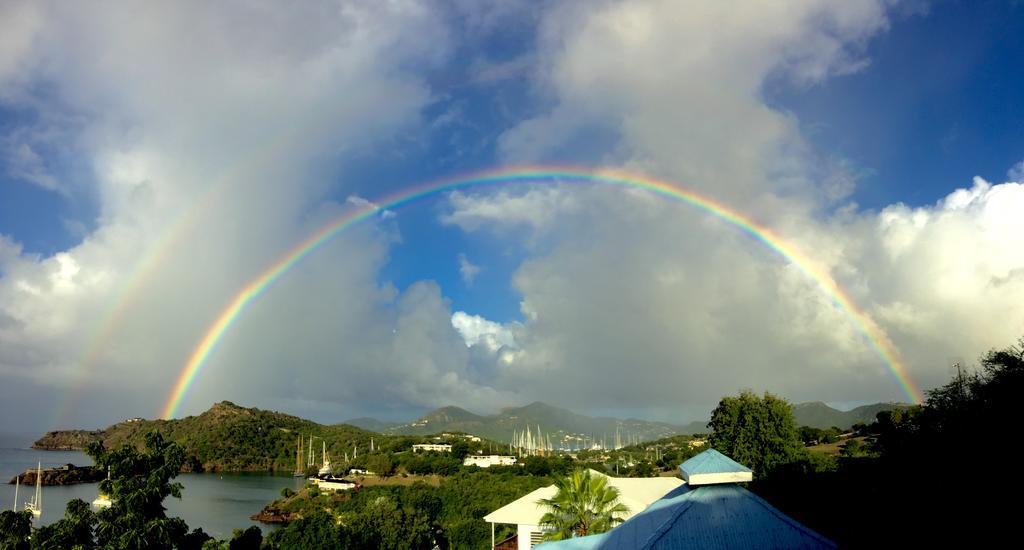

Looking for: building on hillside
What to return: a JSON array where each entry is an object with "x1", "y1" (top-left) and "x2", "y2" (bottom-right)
[
  {"x1": 484, "y1": 470, "x2": 683, "y2": 550},
  {"x1": 412, "y1": 443, "x2": 452, "y2": 453},
  {"x1": 535, "y1": 449, "x2": 835, "y2": 549},
  {"x1": 442, "y1": 432, "x2": 483, "y2": 442},
  {"x1": 464, "y1": 455, "x2": 517, "y2": 468}
]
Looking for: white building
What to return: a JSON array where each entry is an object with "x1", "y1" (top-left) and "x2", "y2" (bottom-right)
[
  {"x1": 483, "y1": 470, "x2": 683, "y2": 549},
  {"x1": 412, "y1": 443, "x2": 452, "y2": 453},
  {"x1": 464, "y1": 455, "x2": 517, "y2": 468}
]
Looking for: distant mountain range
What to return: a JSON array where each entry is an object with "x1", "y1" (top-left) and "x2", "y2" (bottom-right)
[
  {"x1": 791, "y1": 401, "x2": 910, "y2": 430},
  {"x1": 346, "y1": 401, "x2": 705, "y2": 444},
  {"x1": 346, "y1": 400, "x2": 910, "y2": 442}
]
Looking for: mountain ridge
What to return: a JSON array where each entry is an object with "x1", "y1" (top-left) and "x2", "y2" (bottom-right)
[
  {"x1": 792, "y1": 401, "x2": 911, "y2": 429},
  {"x1": 348, "y1": 401, "x2": 701, "y2": 444},
  {"x1": 345, "y1": 400, "x2": 911, "y2": 441}
]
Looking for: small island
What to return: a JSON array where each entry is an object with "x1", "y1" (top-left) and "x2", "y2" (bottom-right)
[{"x1": 8, "y1": 463, "x2": 105, "y2": 486}]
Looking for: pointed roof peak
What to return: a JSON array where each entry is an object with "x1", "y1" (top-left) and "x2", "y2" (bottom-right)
[{"x1": 679, "y1": 448, "x2": 753, "y2": 486}]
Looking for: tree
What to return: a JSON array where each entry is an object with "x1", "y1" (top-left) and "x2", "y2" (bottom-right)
[
  {"x1": 366, "y1": 454, "x2": 396, "y2": 478},
  {"x1": 839, "y1": 439, "x2": 866, "y2": 458},
  {"x1": 264, "y1": 512, "x2": 342, "y2": 549},
  {"x1": 450, "y1": 440, "x2": 471, "y2": 461},
  {"x1": 31, "y1": 499, "x2": 97, "y2": 549},
  {"x1": 708, "y1": 390, "x2": 802, "y2": 475},
  {"x1": 523, "y1": 456, "x2": 553, "y2": 477},
  {"x1": 538, "y1": 469, "x2": 629, "y2": 541},
  {"x1": 342, "y1": 496, "x2": 435, "y2": 550},
  {"x1": 227, "y1": 526, "x2": 262, "y2": 550},
  {"x1": 87, "y1": 431, "x2": 190, "y2": 549},
  {"x1": 0, "y1": 510, "x2": 32, "y2": 550}
]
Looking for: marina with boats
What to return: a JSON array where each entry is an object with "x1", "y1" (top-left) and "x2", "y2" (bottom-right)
[{"x1": 294, "y1": 434, "x2": 360, "y2": 492}]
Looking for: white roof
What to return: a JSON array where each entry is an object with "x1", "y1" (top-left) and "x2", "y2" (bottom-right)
[{"x1": 484, "y1": 470, "x2": 683, "y2": 526}]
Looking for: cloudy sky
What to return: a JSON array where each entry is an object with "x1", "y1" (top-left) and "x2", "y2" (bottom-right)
[{"x1": 1, "y1": 1, "x2": 1022, "y2": 431}]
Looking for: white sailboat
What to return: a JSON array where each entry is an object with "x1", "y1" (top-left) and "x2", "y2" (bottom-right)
[
  {"x1": 91, "y1": 493, "x2": 112, "y2": 510},
  {"x1": 91, "y1": 467, "x2": 112, "y2": 510},
  {"x1": 24, "y1": 462, "x2": 41, "y2": 518},
  {"x1": 318, "y1": 441, "x2": 332, "y2": 476}
]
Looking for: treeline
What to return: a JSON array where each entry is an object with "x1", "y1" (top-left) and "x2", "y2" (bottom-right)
[
  {"x1": 264, "y1": 472, "x2": 552, "y2": 549},
  {"x1": 743, "y1": 338, "x2": 1024, "y2": 547}
]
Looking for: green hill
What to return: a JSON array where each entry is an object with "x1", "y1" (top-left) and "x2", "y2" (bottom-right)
[
  {"x1": 34, "y1": 401, "x2": 378, "y2": 473},
  {"x1": 341, "y1": 417, "x2": 402, "y2": 432},
  {"x1": 792, "y1": 401, "x2": 910, "y2": 429}
]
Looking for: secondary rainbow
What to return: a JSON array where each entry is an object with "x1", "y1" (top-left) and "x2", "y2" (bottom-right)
[
  {"x1": 162, "y1": 167, "x2": 924, "y2": 419},
  {"x1": 53, "y1": 122, "x2": 316, "y2": 428}
]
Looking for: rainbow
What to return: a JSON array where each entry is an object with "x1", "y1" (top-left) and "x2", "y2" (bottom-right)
[
  {"x1": 53, "y1": 123, "x2": 314, "y2": 428},
  {"x1": 161, "y1": 167, "x2": 924, "y2": 419}
]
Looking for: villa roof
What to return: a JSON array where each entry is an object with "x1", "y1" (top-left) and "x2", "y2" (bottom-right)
[
  {"x1": 537, "y1": 482, "x2": 834, "y2": 549},
  {"x1": 483, "y1": 469, "x2": 683, "y2": 527},
  {"x1": 537, "y1": 449, "x2": 834, "y2": 550}
]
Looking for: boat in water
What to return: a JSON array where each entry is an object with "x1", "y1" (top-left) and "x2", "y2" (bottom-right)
[
  {"x1": 91, "y1": 494, "x2": 112, "y2": 510},
  {"x1": 92, "y1": 467, "x2": 112, "y2": 510},
  {"x1": 23, "y1": 462, "x2": 41, "y2": 518}
]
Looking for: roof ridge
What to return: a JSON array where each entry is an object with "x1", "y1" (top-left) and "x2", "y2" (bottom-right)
[
  {"x1": 727, "y1": 485, "x2": 836, "y2": 547},
  {"x1": 637, "y1": 486, "x2": 702, "y2": 548}
]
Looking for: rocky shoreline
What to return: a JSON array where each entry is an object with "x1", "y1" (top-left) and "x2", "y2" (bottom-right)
[
  {"x1": 250, "y1": 506, "x2": 300, "y2": 524},
  {"x1": 8, "y1": 464, "x2": 105, "y2": 486}
]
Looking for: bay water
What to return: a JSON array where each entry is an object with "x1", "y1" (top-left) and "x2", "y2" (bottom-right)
[{"x1": 0, "y1": 432, "x2": 302, "y2": 539}]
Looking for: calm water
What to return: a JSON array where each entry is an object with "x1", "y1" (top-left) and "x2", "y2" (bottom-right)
[{"x1": 0, "y1": 432, "x2": 302, "y2": 539}]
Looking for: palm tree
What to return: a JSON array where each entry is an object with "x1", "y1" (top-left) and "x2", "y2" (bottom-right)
[{"x1": 538, "y1": 469, "x2": 629, "y2": 541}]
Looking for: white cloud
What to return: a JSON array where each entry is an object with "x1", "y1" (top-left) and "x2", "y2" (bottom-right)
[
  {"x1": 0, "y1": 1, "x2": 514, "y2": 428},
  {"x1": 451, "y1": 311, "x2": 517, "y2": 352},
  {"x1": 1008, "y1": 160, "x2": 1024, "y2": 182},
  {"x1": 457, "y1": 253, "x2": 481, "y2": 284},
  {"x1": 499, "y1": 0, "x2": 892, "y2": 209},
  {"x1": 346, "y1": 195, "x2": 397, "y2": 220},
  {"x1": 441, "y1": 188, "x2": 579, "y2": 234},
  {"x1": 0, "y1": 0, "x2": 42, "y2": 90},
  {"x1": 4, "y1": 142, "x2": 63, "y2": 193}
]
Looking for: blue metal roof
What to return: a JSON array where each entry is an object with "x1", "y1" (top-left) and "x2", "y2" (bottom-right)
[
  {"x1": 537, "y1": 479, "x2": 834, "y2": 550},
  {"x1": 679, "y1": 448, "x2": 752, "y2": 478}
]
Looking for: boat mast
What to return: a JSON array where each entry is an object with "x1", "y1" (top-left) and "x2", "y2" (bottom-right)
[{"x1": 13, "y1": 474, "x2": 18, "y2": 511}]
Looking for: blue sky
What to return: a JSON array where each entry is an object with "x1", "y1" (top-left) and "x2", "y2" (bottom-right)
[
  {"x1": 771, "y1": 0, "x2": 1024, "y2": 210},
  {"x1": 1, "y1": 1, "x2": 1023, "y2": 430}
]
